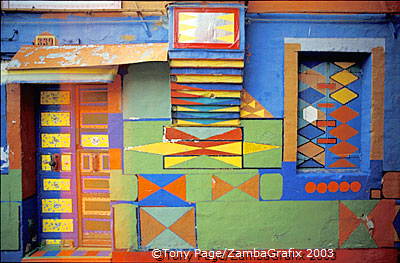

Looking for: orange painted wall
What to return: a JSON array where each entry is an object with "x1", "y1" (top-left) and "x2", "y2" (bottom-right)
[{"x1": 248, "y1": 1, "x2": 400, "y2": 13}]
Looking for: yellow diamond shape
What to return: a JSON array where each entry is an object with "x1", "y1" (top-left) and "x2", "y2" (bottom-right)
[
  {"x1": 330, "y1": 70, "x2": 358, "y2": 86},
  {"x1": 330, "y1": 88, "x2": 358, "y2": 104}
]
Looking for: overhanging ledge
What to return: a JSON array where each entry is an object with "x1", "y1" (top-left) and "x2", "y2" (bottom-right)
[{"x1": 3, "y1": 43, "x2": 168, "y2": 84}]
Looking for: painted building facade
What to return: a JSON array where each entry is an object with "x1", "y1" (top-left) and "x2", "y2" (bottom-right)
[{"x1": 1, "y1": 1, "x2": 399, "y2": 262}]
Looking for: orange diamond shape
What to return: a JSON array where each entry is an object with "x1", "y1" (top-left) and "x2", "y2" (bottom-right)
[
  {"x1": 298, "y1": 141, "x2": 324, "y2": 158},
  {"x1": 329, "y1": 124, "x2": 359, "y2": 141},
  {"x1": 329, "y1": 141, "x2": 358, "y2": 158},
  {"x1": 329, "y1": 106, "x2": 359, "y2": 123}
]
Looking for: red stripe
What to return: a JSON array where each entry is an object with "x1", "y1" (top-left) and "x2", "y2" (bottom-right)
[
  {"x1": 317, "y1": 138, "x2": 337, "y2": 144},
  {"x1": 317, "y1": 120, "x2": 336, "y2": 127},
  {"x1": 317, "y1": 103, "x2": 335, "y2": 108},
  {"x1": 317, "y1": 83, "x2": 336, "y2": 89},
  {"x1": 170, "y1": 82, "x2": 203, "y2": 91}
]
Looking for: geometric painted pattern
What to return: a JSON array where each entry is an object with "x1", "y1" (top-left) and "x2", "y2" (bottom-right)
[
  {"x1": 138, "y1": 174, "x2": 188, "y2": 206},
  {"x1": 25, "y1": 249, "x2": 111, "y2": 260},
  {"x1": 212, "y1": 175, "x2": 259, "y2": 201},
  {"x1": 241, "y1": 89, "x2": 274, "y2": 118},
  {"x1": 339, "y1": 200, "x2": 397, "y2": 248},
  {"x1": 139, "y1": 207, "x2": 196, "y2": 249},
  {"x1": 297, "y1": 60, "x2": 361, "y2": 169},
  {"x1": 171, "y1": 82, "x2": 242, "y2": 127},
  {"x1": 127, "y1": 140, "x2": 279, "y2": 169},
  {"x1": 174, "y1": 8, "x2": 239, "y2": 49}
]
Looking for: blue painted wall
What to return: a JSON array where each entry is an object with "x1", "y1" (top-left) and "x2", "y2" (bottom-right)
[
  {"x1": 245, "y1": 13, "x2": 400, "y2": 171},
  {"x1": 0, "y1": 84, "x2": 7, "y2": 174},
  {"x1": 1, "y1": 13, "x2": 168, "y2": 55}
]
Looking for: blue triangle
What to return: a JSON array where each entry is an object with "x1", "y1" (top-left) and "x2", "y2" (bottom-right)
[
  {"x1": 297, "y1": 135, "x2": 309, "y2": 146},
  {"x1": 301, "y1": 61, "x2": 322, "y2": 69},
  {"x1": 139, "y1": 189, "x2": 191, "y2": 207},
  {"x1": 298, "y1": 158, "x2": 324, "y2": 168},
  {"x1": 140, "y1": 174, "x2": 185, "y2": 187}
]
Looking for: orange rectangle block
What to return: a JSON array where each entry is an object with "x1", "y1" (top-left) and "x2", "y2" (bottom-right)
[
  {"x1": 317, "y1": 83, "x2": 336, "y2": 89},
  {"x1": 109, "y1": 148, "x2": 122, "y2": 169},
  {"x1": 317, "y1": 103, "x2": 335, "y2": 108},
  {"x1": 317, "y1": 138, "x2": 337, "y2": 144},
  {"x1": 317, "y1": 120, "x2": 336, "y2": 127}
]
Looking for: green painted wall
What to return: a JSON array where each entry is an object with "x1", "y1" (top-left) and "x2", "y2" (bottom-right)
[
  {"x1": 123, "y1": 62, "x2": 171, "y2": 119},
  {"x1": 0, "y1": 170, "x2": 21, "y2": 250},
  {"x1": 113, "y1": 204, "x2": 138, "y2": 250},
  {"x1": 196, "y1": 201, "x2": 338, "y2": 249},
  {"x1": 0, "y1": 202, "x2": 20, "y2": 250}
]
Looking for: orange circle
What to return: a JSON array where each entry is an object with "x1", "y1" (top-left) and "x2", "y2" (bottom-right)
[
  {"x1": 305, "y1": 182, "x2": 317, "y2": 193},
  {"x1": 350, "y1": 181, "x2": 361, "y2": 192},
  {"x1": 317, "y1": 183, "x2": 328, "y2": 193},
  {"x1": 328, "y1": 181, "x2": 339, "y2": 192},
  {"x1": 340, "y1": 182, "x2": 350, "y2": 192}
]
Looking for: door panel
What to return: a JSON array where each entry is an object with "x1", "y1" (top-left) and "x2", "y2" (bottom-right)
[
  {"x1": 37, "y1": 85, "x2": 78, "y2": 248},
  {"x1": 77, "y1": 85, "x2": 112, "y2": 248},
  {"x1": 37, "y1": 81, "x2": 118, "y2": 248}
]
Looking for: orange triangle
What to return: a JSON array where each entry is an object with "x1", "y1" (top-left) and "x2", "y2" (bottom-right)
[
  {"x1": 207, "y1": 128, "x2": 242, "y2": 141},
  {"x1": 140, "y1": 209, "x2": 166, "y2": 246},
  {"x1": 339, "y1": 202, "x2": 361, "y2": 247},
  {"x1": 163, "y1": 176, "x2": 186, "y2": 201},
  {"x1": 169, "y1": 208, "x2": 196, "y2": 247},
  {"x1": 138, "y1": 176, "x2": 161, "y2": 200},
  {"x1": 212, "y1": 176, "x2": 234, "y2": 200},
  {"x1": 329, "y1": 158, "x2": 356, "y2": 168},
  {"x1": 237, "y1": 175, "x2": 259, "y2": 199}
]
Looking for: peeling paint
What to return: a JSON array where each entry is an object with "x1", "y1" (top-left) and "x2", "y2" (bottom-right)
[
  {"x1": 8, "y1": 43, "x2": 168, "y2": 69},
  {"x1": 0, "y1": 145, "x2": 9, "y2": 172},
  {"x1": 7, "y1": 59, "x2": 21, "y2": 68}
]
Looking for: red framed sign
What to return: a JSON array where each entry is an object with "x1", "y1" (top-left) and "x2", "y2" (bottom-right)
[{"x1": 173, "y1": 7, "x2": 240, "y2": 49}]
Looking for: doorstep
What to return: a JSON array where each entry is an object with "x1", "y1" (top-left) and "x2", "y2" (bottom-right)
[{"x1": 22, "y1": 248, "x2": 112, "y2": 262}]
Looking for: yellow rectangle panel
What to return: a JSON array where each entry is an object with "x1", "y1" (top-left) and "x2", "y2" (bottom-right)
[
  {"x1": 175, "y1": 119, "x2": 240, "y2": 127},
  {"x1": 43, "y1": 219, "x2": 73, "y2": 232},
  {"x1": 61, "y1": 154, "x2": 72, "y2": 171},
  {"x1": 43, "y1": 179, "x2": 71, "y2": 191},
  {"x1": 175, "y1": 75, "x2": 243, "y2": 83},
  {"x1": 81, "y1": 134, "x2": 109, "y2": 148},
  {"x1": 41, "y1": 112, "x2": 70, "y2": 126},
  {"x1": 40, "y1": 91, "x2": 70, "y2": 105},
  {"x1": 175, "y1": 90, "x2": 241, "y2": 98},
  {"x1": 170, "y1": 60, "x2": 244, "y2": 68},
  {"x1": 45, "y1": 239, "x2": 62, "y2": 245},
  {"x1": 41, "y1": 155, "x2": 51, "y2": 171},
  {"x1": 42, "y1": 199, "x2": 72, "y2": 213},
  {"x1": 41, "y1": 133, "x2": 70, "y2": 148}
]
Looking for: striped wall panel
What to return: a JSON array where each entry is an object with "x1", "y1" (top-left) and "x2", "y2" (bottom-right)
[{"x1": 170, "y1": 58, "x2": 244, "y2": 127}]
